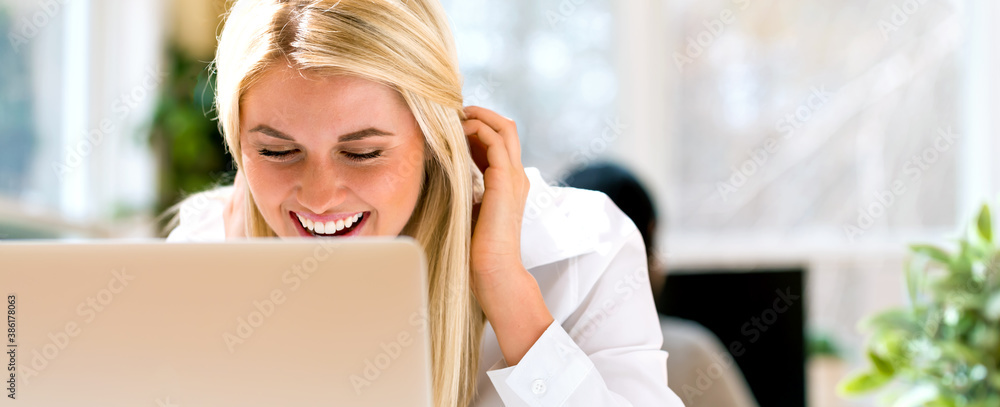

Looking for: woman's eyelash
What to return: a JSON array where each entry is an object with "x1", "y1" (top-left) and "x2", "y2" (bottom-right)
[
  {"x1": 257, "y1": 148, "x2": 295, "y2": 158},
  {"x1": 256, "y1": 148, "x2": 382, "y2": 161},
  {"x1": 343, "y1": 150, "x2": 382, "y2": 161}
]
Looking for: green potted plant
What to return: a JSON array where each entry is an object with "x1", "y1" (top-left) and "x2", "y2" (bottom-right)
[
  {"x1": 149, "y1": 45, "x2": 233, "y2": 217},
  {"x1": 839, "y1": 204, "x2": 1000, "y2": 406}
]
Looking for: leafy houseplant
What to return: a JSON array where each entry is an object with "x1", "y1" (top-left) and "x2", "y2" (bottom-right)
[
  {"x1": 839, "y1": 205, "x2": 1000, "y2": 406},
  {"x1": 150, "y1": 45, "x2": 233, "y2": 218}
]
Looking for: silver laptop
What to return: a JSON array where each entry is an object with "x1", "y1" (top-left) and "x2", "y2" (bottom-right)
[{"x1": 1, "y1": 238, "x2": 432, "y2": 406}]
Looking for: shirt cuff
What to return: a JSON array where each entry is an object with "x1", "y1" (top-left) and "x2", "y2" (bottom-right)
[{"x1": 486, "y1": 320, "x2": 595, "y2": 407}]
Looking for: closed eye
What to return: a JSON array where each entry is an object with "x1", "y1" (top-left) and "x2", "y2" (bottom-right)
[
  {"x1": 258, "y1": 148, "x2": 297, "y2": 159},
  {"x1": 256, "y1": 148, "x2": 381, "y2": 162},
  {"x1": 343, "y1": 150, "x2": 382, "y2": 162}
]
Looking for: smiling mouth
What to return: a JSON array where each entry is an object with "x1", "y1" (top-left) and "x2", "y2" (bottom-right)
[{"x1": 291, "y1": 211, "x2": 368, "y2": 237}]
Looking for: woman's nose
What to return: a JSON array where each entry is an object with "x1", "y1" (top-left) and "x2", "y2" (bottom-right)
[{"x1": 296, "y1": 162, "x2": 345, "y2": 214}]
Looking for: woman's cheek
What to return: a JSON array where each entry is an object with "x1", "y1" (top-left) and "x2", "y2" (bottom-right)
[
  {"x1": 376, "y1": 149, "x2": 423, "y2": 191},
  {"x1": 384, "y1": 156, "x2": 424, "y2": 231},
  {"x1": 243, "y1": 158, "x2": 294, "y2": 223}
]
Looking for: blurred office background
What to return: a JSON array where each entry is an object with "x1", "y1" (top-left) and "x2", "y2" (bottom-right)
[{"x1": 3, "y1": 0, "x2": 1000, "y2": 405}]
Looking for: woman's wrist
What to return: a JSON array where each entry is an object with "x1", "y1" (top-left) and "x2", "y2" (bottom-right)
[{"x1": 476, "y1": 265, "x2": 554, "y2": 366}]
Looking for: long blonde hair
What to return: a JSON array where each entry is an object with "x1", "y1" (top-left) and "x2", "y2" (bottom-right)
[{"x1": 214, "y1": 1, "x2": 485, "y2": 405}]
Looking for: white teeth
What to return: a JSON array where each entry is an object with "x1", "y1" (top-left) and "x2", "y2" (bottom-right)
[{"x1": 297, "y1": 212, "x2": 364, "y2": 235}]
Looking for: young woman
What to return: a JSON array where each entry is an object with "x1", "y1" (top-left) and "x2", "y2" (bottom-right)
[{"x1": 167, "y1": 1, "x2": 683, "y2": 406}]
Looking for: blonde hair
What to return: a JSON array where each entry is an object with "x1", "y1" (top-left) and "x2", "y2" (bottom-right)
[{"x1": 214, "y1": 1, "x2": 485, "y2": 405}]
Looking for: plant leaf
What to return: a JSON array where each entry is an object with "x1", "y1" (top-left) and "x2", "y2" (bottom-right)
[
  {"x1": 910, "y1": 244, "x2": 952, "y2": 266},
  {"x1": 977, "y1": 204, "x2": 993, "y2": 243},
  {"x1": 838, "y1": 370, "x2": 892, "y2": 396},
  {"x1": 868, "y1": 350, "x2": 895, "y2": 376},
  {"x1": 860, "y1": 309, "x2": 920, "y2": 334}
]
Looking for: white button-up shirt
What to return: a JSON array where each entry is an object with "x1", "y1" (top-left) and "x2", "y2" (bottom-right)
[{"x1": 167, "y1": 168, "x2": 685, "y2": 406}]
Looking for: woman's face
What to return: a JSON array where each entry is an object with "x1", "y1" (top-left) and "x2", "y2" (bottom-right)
[{"x1": 239, "y1": 63, "x2": 426, "y2": 238}]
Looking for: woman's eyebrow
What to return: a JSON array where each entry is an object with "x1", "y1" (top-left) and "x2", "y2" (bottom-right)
[
  {"x1": 248, "y1": 125, "x2": 393, "y2": 142},
  {"x1": 250, "y1": 125, "x2": 294, "y2": 141},
  {"x1": 338, "y1": 128, "x2": 394, "y2": 142}
]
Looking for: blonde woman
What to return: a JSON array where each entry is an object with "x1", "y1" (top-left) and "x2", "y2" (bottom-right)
[{"x1": 167, "y1": 0, "x2": 684, "y2": 406}]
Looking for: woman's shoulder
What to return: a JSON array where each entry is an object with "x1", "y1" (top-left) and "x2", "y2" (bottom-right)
[
  {"x1": 522, "y1": 168, "x2": 657, "y2": 337},
  {"x1": 164, "y1": 186, "x2": 233, "y2": 242},
  {"x1": 520, "y1": 168, "x2": 645, "y2": 271}
]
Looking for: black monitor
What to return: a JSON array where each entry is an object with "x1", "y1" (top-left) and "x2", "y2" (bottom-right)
[{"x1": 658, "y1": 268, "x2": 806, "y2": 407}]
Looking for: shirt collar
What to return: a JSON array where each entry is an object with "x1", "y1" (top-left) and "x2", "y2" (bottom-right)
[{"x1": 519, "y1": 168, "x2": 600, "y2": 270}]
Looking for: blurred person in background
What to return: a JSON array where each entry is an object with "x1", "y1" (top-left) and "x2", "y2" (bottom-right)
[{"x1": 564, "y1": 162, "x2": 758, "y2": 407}]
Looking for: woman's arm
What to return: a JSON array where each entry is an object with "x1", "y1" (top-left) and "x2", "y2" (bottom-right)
[
  {"x1": 463, "y1": 107, "x2": 683, "y2": 405},
  {"x1": 463, "y1": 106, "x2": 555, "y2": 366},
  {"x1": 486, "y1": 220, "x2": 684, "y2": 406}
]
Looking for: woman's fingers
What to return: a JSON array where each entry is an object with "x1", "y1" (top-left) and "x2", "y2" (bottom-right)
[
  {"x1": 464, "y1": 106, "x2": 521, "y2": 166},
  {"x1": 463, "y1": 118, "x2": 510, "y2": 174},
  {"x1": 463, "y1": 106, "x2": 529, "y2": 204}
]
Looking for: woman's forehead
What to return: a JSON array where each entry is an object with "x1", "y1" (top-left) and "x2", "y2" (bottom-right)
[
  {"x1": 248, "y1": 64, "x2": 397, "y2": 102},
  {"x1": 245, "y1": 67, "x2": 404, "y2": 117},
  {"x1": 240, "y1": 65, "x2": 418, "y2": 142}
]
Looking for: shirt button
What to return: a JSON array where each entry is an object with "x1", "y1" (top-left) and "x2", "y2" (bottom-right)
[{"x1": 531, "y1": 379, "x2": 547, "y2": 395}]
